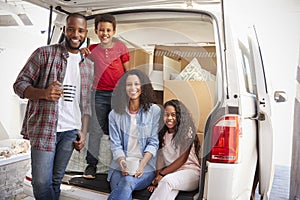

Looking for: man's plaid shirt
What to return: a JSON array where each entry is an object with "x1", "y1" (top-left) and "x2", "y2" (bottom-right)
[{"x1": 13, "y1": 42, "x2": 94, "y2": 151}]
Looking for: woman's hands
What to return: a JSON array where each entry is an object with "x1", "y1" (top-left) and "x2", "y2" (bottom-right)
[
  {"x1": 134, "y1": 164, "x2": 144, "y2": 178},
  {"x1": 118, "y1": 158, "x2": 145, "y2": 178},
  {"x1": 120, "y1": 159, "x2": 129, "y2": 176}
]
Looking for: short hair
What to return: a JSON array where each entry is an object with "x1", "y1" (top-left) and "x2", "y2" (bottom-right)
[
  {"x1": 94, "y1": 14, "x2": 116, "y2": 31},
  {"x1": 66, "y1": 13, "x2": 86, "y2": 23}
]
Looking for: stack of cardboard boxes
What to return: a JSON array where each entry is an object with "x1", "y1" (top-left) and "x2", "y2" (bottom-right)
[{"x1": 129, "y1": 45, "x2": 217, "y2": 134}]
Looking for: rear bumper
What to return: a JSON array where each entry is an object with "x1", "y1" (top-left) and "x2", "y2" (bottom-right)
[{"x1": 203, "y1": 162, "x2": 254, "y2": 200}]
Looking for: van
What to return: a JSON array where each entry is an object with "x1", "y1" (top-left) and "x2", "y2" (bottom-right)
[{"x1": 20, "y1": 0, "x2": 287, "y2": 199}]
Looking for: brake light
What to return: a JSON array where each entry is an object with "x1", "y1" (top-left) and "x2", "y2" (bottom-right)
[{"x1": 210, "y1": 115, "x2": 240, "y2": 163}]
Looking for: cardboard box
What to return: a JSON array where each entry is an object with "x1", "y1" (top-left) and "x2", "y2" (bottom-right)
[
  {"x1": 128, "y1": 47, "x2": 151, "y2": 74},
  {"x1": 153, "y1": 45, "x2": 217, "y2": 75}
]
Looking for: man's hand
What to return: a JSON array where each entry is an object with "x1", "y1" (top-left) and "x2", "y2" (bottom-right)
[
  {"x1": 44, "y1": 81, "x2": 63, "y2": 101},
  {"x1": 73, "y1": 130, "x2": 86, "y2": 151}
]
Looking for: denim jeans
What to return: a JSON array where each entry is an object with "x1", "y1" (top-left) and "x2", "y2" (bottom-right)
[
  {"x1": 86, "y1": 90, "x2": 112, "y2": 165},
  {"x1": 31, "y1": 130, "x2": 77, "y2": 200},
  {"x1": 108, "y1": 170, "x2": 155, "y2": 200}
]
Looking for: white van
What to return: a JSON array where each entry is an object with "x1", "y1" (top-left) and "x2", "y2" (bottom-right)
[{"x1": 21, "y1": 0, "x2": 287, "y2": 199}]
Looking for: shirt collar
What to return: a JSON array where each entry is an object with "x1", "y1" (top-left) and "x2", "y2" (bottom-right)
[{"x1": 61, "y1": 42, "x2": 85, "y2": 63}]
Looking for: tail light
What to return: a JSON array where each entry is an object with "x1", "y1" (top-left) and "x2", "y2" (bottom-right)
[{"x1": 210, "y1": 115, "x2": 241, "y2": 163}]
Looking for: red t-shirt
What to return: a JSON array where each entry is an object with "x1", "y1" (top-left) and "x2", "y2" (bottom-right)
[{"x1": 88, "y1": 41, "x2": 130, "y2": 90}]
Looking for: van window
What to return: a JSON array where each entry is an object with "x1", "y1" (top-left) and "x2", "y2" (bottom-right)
[
  {"x1": 0, "y1": 15, "x2": 18, "y2": 26},
  {"x1": 0, "y1": 13, "x2": 33, "y2": 26},
  {"x1": 18, "y1": 14, "x2": 33, "y2": 25}
]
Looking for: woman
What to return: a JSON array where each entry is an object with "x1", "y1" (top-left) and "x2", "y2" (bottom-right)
[
  {"x1": 148, "y1": 99, "x2": 201, "y2": 200},
  {"x1": 107, "y1": 69, "x2": 161, "y2": 200}
]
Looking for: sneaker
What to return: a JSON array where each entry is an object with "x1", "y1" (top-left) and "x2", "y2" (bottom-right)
[{"x1": 83, "y1": 165, "x2": 97, "y2": 179}]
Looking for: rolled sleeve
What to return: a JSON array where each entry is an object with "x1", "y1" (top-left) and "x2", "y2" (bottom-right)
[
  {"x1": 13, "y1": 48, "x2": 42, "y2": 99},
  {"x1": 144, "y1": 145, "x2": 158, "y2": 157},
  {"x1": 13, "y1": 82, "x2": 31, "y2": 99},
  {"x1": 143, "y1": 104, "x2": 161, "y2": 157}
]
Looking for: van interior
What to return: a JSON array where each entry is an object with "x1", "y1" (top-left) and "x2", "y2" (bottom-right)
[{"x1": 64, "y1": 10, "x2": 218, "y2": 199}]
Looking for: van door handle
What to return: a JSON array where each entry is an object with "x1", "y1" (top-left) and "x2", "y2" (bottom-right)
[{"x1": 245, "y1": 112, "x2": 265, "y2": 121}]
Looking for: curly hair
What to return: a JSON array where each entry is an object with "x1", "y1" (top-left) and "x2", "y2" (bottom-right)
[
  {"x1": 158, "y1": 99, "x2": 200, "y2": 157},
  {"x1": 111, "y1": 69, "x2": 156, "y2": 114},
  {"x1": 94, "y1": 13, "x2": 116, "y2": 30}
]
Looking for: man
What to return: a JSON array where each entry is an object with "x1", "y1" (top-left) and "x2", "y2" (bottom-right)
[{"x1": 13, "y1": 13, "x2": 93, "y2": 200}]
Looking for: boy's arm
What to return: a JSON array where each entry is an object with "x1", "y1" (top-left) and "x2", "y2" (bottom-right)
[
  {"x1": 80, "y1": 47, "x2": 91, "y2": 56},
  {"x1": 123, "y1": 61, "x2": 130, "y2": 72}
]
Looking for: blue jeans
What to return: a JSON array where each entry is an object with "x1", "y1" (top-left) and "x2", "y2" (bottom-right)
[
  {"x1": 108, "y1": 170, "x2": 155, "y2": 200},
  {"x1": 86, "y1": 90, "x2": 112, "y2": 165},
  {"x1": 31, "y1": 130, "x2": 77, "y2": 200}
]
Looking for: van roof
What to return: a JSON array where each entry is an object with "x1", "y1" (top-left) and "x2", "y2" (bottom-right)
[{"x1": 23, "y1": 0, "x2": 221, "y2": 15}]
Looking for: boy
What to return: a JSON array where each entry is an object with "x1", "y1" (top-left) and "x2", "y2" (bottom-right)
[{"x1": 82, "y1": 14, "x2": 130, "y2": 179}]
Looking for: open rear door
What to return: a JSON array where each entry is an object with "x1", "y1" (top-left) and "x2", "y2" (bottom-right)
[{"x1": 248, "y1": 26, "x2": 274, "y2": 200}]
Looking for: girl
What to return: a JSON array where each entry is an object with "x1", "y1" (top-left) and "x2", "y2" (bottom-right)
[
  {"x1": 107, "y1": 69, "x2": 161, "y2": 200},
  {"x1": 148, "y1": 99, "x2": 201, "y2": 200}
]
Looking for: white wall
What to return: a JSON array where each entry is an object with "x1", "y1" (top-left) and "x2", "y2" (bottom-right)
[{"x1": 0, "y1": 2, "x2": 49, "y2": 139}]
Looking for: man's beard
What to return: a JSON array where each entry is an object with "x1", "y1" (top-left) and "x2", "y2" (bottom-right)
[{"x1": 65, "y1": 37, "x2": 86, "y2": 51}]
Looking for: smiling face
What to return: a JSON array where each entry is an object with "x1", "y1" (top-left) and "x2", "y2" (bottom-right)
[
  {"x1": 164, "y1": 105, "x2": 177, "y2": 133},
  {"x1": 64, "y1": 15, "x2": 87, "y2": 53},
  {"x1": 95, "y1": 21, "x2": 115, "y2": 47},
  {"x1": 126, "y1": 75, "x2": 142, "y2": 100}
]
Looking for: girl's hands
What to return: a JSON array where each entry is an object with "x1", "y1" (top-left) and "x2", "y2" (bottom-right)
[
  {"x1": 147, "y1": 185, "x2": 156, "y2": 192},
  {"x1": 151, "y1": 174, "x2": 163, "y2": 186},
  {"x1": 147, "y1": 174, "x2": 163, "y2": 192}
]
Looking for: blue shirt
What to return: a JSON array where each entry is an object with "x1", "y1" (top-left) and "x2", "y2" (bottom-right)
[{"x1": 107, "y1": 104, "x2": 161, "y2": 181}]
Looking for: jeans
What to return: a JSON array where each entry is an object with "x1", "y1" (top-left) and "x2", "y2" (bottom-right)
[
  {"x1": 86, "y1": 90, "x2": 112, "y2": 165},
  {"x1": 108, "y1": 170, "x2": 155, "y2": 200},
  {"x1": 31, "y1": 130, "x2": 77, "y2": 200}
]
